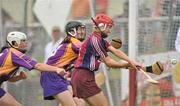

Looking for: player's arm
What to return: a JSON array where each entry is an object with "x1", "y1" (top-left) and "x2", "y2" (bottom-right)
[
  {"x1": 12, "y1": 52, "x2": 66, "y2": 76},
  {"x1": 8, "y1": 71, "x2": 27, "y2": 82},
  {"x1": 102, "y1": 56, "x2": 130, "y2": 68},
  {"x1": 34, "y1": 63, "x2": 66, "y2": 75},
  {"x1": 107, "y1": 45, "x2": 141, "y2": 69},
  {"x1": 91, "y1": 36, "x2": 131, "y2": 69},
  {"x1": 108, "y1": 46, "x2": 131, "y2": 62}
]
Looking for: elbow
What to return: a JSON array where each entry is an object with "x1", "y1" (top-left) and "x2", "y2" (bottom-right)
[
  {"x1": 104, "y1": 60, "x2": 113, "y2": 67},
  {"x1": 103, "y1": 56, "x2": 113, "y2": 68}
]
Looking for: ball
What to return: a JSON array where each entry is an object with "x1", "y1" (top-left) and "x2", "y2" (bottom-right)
[
  {"x1": 171, "y1": 59, "x2": 177, "y2": 65},
  {"x1": 110, "y1": 37, "x2": 122, "y2": 49}
]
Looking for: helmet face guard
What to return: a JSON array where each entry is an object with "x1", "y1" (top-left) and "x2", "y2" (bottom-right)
[
  {"x1": 94, "y1": 14, "x2": 113, "y2": 38},
  {"x1": 65, "y1": 21, "x2": 86, "y2": 41},
  {"x1": 75, "y1": 25, "x2": 86, "y2": 41},
  {"x1": 94, "y1": 14, "x2": 113, "y2": 27}
]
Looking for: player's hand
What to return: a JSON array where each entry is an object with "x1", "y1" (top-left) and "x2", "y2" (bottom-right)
[
  {"x1": 134, "y1": 61, "x2": 142, "y2": 69},
  {"x1": 19, "y1": 71, "x2": 27, "y2": 79},
  {"x1": 64, "y1": 71, "x2": 71, "y2": 81},
  {"x1": 129, "y1": 60, "x2": 142, "y2": 70},
  {"x1": 56, "y1": 68, "x2": 67, "y2": 76},
  {"x1": 0, "y1": 71, "x2": 7, "y2": 77},
  {"x1": 0, "y1": 72, "x2": 4, "y2": 77},
  {"x1": 64, "y1": 71, "x2": 71, "y2": 78}
]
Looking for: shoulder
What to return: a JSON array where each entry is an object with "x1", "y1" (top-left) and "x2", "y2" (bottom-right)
[
  {"x1": 10, "y1": 48, "x2": 23, "y2": 55},
  {"x1": 91, "y1": 34, "x2": 104, "y2": 44},
  {"x1": 71, "y1": 37, "x2": 81, "y2": 43},
  {"x1": 10, "y1": 48, "x2": 28, "y2": 58}
]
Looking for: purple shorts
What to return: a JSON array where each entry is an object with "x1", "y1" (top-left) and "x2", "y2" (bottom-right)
[
  {"x1": 40, "y1": 72, "x2": 69, "y2": 100},
  {"x1": 0, "y1": 88, "x2": 5, "y2": 98},
  {"x1": 71, "y1": 68, "x2": 101, "y2": 98}
]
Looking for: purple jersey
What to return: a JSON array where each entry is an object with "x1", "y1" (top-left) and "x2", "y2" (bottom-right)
[
  {"x1": 40, "y1": 37, "x2": 82, "y2": 100},
  {"x1": 0, "y1": 48, "x2": 37, "y2": 83},
  {"x1": 46, "y1": 37, "x2": 81, "y2": 68},
  {"x1": 74, "y1": 32, "x2": 110, "y2": 71}
]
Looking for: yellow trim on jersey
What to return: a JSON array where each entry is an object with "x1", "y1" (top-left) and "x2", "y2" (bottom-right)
[
  {"x1": 53, "y1": 37, "x2": 80, "y2": 67},
  {"x1": 0, "y1": 48, "x2": 18, "y2": 74}
]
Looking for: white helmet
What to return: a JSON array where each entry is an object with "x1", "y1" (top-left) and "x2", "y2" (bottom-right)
[{"x1": 7, "y1": 31, "x2": 27, "y2": 47}]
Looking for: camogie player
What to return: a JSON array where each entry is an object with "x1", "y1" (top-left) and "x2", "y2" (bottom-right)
[
  {"x1": 40, "y1": 21, "x2": 86, "y2": 106},
  {"x1": 71, "y1": 14, "x2": 141, "y2": 106},
  {"x1": 0, "y1": 31, "x2": 66, "y2": 106}
]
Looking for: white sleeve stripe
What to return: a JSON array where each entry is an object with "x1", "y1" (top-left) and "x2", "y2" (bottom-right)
[
  {"x1": 92, "y1": 56, "x2": 95, "y2": 71},
  {"x1": 92, "y1": 36, "x2": 103, "y2": 57},
  {"x1": 90, "y1": 56, "x2": 95, "y2": 71},
  {"x1": 94, "y1": 37, "x2": 105, "y2": 58},
  {"x1": 92, "y1": 36, "x2": 105, "y2": 58}
]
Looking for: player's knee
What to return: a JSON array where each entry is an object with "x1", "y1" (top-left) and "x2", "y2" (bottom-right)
[
  {"x1": 76, "y1": 100, "x2": 85, "y2": 106},
  {"x1": 102, "y1": 102, "x2": 109, "y2": 106},
  {"x1": 61, "y1": 101, "x2": 76, "y2": 106},
  {"x1": 57, "y1": 98, "x2": 76, "y2": 106}
]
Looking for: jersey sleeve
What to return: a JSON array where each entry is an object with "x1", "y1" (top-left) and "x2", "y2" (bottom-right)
[
  {"x1": 105, "y1": 40, "x2": 110, "y2": 48},
  {"x1": 91, "y1": 36, "x2": 109, "y2": 59},
  {"x1": 11, "y1": 52, "x2": 37, "y2": 70}
]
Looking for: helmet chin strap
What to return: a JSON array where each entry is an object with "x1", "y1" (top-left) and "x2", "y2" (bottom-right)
[
  {"x1": 68, "y1": 28, "x2": 77, "y2": 37},
  {"x1": 7, "y1": 41, "x2": 27, "y2": 53},
  {"x1": 100, "y1": 32, "x2": 108, "y2": 38},
  {"x1": 7, "y1": 41, "x2": 18, "y2": 48},
  {"x1": 99, "y1": 24, "x2": 108, "y2": 38},
  {"x1": 14, "y1": 45, "x2": 27, "y2": 53},
  {"x1": 18, "y1": 49, "x2": 27, "y2": 53},
  {"x1": 91, "y1": 17, "x2": 108, "y2": 38}
]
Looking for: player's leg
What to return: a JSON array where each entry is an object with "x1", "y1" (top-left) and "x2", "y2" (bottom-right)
[
  {"x1": 68, "y1": 85, "x2": 85, "y2": 106},
  {"x1": 68, "y1": 85, "x2": 73, "y2": 95},
  {"x1": 71, "y1": 68, "x2": 107, "y2": 106},
  {"x1": 73, "y1": 97, "x2": 85, "y2": 106},
  {"x1": 0, "y1": 92, "x2": 22, "y2": 106},
  {"x1": 41, "y1": 72, "x2": 76, "y2": 106},
  {"x1": 54, "y1": 90, "x2": 76, "y2": 106},
  {"x1": 85, "y1": 91, "x2": 109, "y2": 106}
]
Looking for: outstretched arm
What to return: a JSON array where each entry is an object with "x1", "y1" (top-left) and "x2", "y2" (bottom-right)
[
  {"x1": 34, "y1": 63, "x2": 66, "y2": 76},
  {"x1": 102, "y1": 56, "x2": 130, "y2": 68},
  {"x1": 11, "y1": 50, "x2": 66, "y2": 76},
  {"x1": 107, "y1": 45, "x2": 141, "y2": 69}
]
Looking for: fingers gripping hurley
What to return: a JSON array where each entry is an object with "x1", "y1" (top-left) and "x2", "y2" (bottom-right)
[{"x1": 139, "y1": 68, "x2": 159, "y2": 84}]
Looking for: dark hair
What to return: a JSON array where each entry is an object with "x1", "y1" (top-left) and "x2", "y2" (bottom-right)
[
  {"x1": 61, "y1": 36, "x2": 71, "y2": 44},
  {"x1": 0, "y1": 46, "x2": 9, "y2": 52}
]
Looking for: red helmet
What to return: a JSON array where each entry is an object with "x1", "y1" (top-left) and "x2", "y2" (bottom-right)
[{"x1": 94, "y1": 14, "x2": 113, "y2": 26}]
